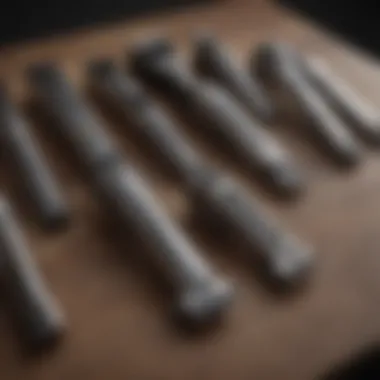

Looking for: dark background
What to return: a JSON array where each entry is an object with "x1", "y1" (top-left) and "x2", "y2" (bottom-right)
[
  {"x1": 0, "y1": 0, "x2": 206, "y2": 45},
  {"x1": 1, "y1": 0, "x2": 379, "y2": 54},
  {"x1": 279, "y1": 0, "x2": 380, "y2": 56}
]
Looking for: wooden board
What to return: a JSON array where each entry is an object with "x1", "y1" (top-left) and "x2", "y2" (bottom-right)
[{"x1": 1, "y1": 0, "x2": 380, "y2": 378}]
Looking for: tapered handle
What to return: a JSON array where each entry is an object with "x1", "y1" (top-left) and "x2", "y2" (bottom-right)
[
  {"x1": 0, "y1": 198, "x2": 65, "y2": 349},
  {"x1": 301, "y1": 57, "x2": 380, "y2": 143},
  {"x1": 131, "y1": 39, "x2": 303, "y2": 197},
  {"x1": 89, "y1": 60, "x2": 203, "y2": 183},
  {"x1": 194, "y1": 34, "x2": 274, "y2": 121},
  {"x1": 95, "y1": 165, "x2": 234, "y2": 323},
  {"x1": 253, "y1": 43, "x2": 362, "y2": 166},
  {"x1": 30, "y1": 62, "x2": 233, "y2": 326},
  {"x1": 192, "y1": 171, "x2": 313, "y2": 284},
  {"x1": 0, "y1": 87, "x2": 69, "y2": 229},
  {"x1": 195, "y1": 83, "x2": 303, "y2": 195}
]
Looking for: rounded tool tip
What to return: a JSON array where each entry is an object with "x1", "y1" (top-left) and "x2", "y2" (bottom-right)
[
  {"x1": 252, "y1": 41, "x2": 298, "y2": 82},
  {"x1": 176, "y1": 279, "x2": 234, "y2": 326},
  {"x1": 193, "y1": 32, "x2": 218, "y2": 56},
  {"x1": 269, "y1": 238, "x2": 314, "y2": 286},
  {"x1": 129, "y1": 38, "x2": 174, "y2": 72},
  {"x1": 27, "y1": 320, "x2": 66, "y2": 353},
  {"x1": 264, "y1": 162, "x2": 306, "y2": 198},
  {"x1": 23, "y1": 305, "x2": 66, "y2": 353},
  {"x1": 364, "y1": 120, "x2": 380, "y2": 146},
  {"x1": 328, "y1": 135, "x2": 363, "y2": 168},
  {"x1": 341, "y1": 148, "x2": 363, "y2": 167},
  {"x1": 252, "y1": 42, "x2": 279, "y2": 78},
  {"x1": 193, "y1": 33, "x2": 221, "y2": 73}
]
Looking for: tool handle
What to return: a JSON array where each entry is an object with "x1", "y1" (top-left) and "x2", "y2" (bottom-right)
[
  {"x1": 291, "y1": 75, "x2": 361, "y2": 163},
  {"x1": 0, "y1": 198, "x2": 65, "y2": 349},
  {"x1": 304, "y1": 58, "x2": 380, "y2": 142},
  {"x1": 192, "y1": 171, "x2": 313, "y2": 283},
  {"x1": 89, "y1": 61, "x2": 203, "y2": 183},
  {"x1": 194, "y1": 35, "x2": 274, "y2": 121},
  {"x1": 30, "y1": 63, "x2": 233, "y2": 325},
  {"x1": 130, "y1": 40, "x2": 302, "y2": 196},
  {"x1": 0, "y1": 88, "x2": 69, "y2": 229},
  {"x1": 195, "y1": 84, "x2": 303, "y2": 194},
  {"x1": 96, "y1": 165, "x2": 233, "y2": 323},
  {"x1": 253, "y1": 43, "x2": 362, "y2": 166},
  {"x1": 29, "y1": 64, "x2": 120, "y2": 171}
]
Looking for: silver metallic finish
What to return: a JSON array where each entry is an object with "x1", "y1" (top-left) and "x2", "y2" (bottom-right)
[
  {"x1": 299, "y1": 57, "x2": 380, "y2": 144},
  {"x1": 192, "y1": 173, "x2": 313, "y2": 282},
  {"x1": 252, "y1": 42, "x2": 362, "y2": 166},
  {"x1": 89, "y1": 60, "x2": 204, "y2": 184},
  {"x1": 129, "y1": 38, "x2": 304, "y2": 198},
  {"x1": 193, "y1": 34, "x2": 274, "y2": 122},
  {"x1": 97, "y1": 164, "x2": 233, "y2": 322},
  {"x1": 0, "y1": 197, "x2": 65, "y2": 349},
  {"x1": 89, "y1": 60, "x2": 313, "y2": 285},
  {"x1": 29, "y1": 63, "x2": 233, "y2": 325},
  {"x1": 0, "y1": 86, "x2": 69, "y2": 230}
]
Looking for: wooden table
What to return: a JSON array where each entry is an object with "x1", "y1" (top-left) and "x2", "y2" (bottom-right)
[{"x1": 1, "y1": 0, "x2": 380, "y2": 378}]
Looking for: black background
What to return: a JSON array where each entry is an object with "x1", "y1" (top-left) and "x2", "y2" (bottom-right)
[
  {"x1": 279, "y1": 0, "x2": 380, "y2": 56},
  {"x1": 0, "y1": 0, "x2": 206, "y2": 45}
]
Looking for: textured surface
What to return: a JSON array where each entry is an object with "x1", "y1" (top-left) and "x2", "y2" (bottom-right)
[{"x1": 1, "y1": 0, "x2": 380, "y2": 378}]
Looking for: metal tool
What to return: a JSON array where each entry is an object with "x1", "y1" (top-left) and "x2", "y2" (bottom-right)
[
  {"x1": 0, "y1": 197, "x2": 65, "y2": 350},
  {"x1": 0, "y1": 86, "x2": 69, "y2": 230},
  {"x1": 251, "y1": 42, "x2": 362, "y2": 166},
  {"x1": 89, "y1": 60, "x2": 313, "y2": 285},
  {"x1": 28, "y1": 63, "x2": 233, "y2": 325},
  {"x1": 129, "y1": 38, "x2": 304, "y2": 198},
  {"x1": 193, "y1": 33, "x2": 274, "y2": 122},
  {"x1": 297, "y1": 56, "x2": 380, "y2": 144}
]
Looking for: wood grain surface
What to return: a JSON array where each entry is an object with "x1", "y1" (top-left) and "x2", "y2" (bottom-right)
[{"x1": 1, "y1": 0, "x2": 380, "y2": 379}]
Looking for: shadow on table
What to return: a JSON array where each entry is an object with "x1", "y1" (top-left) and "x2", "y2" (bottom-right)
[{"x1": 322, "y1": 346, "x2": 380, "y2": 380}]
